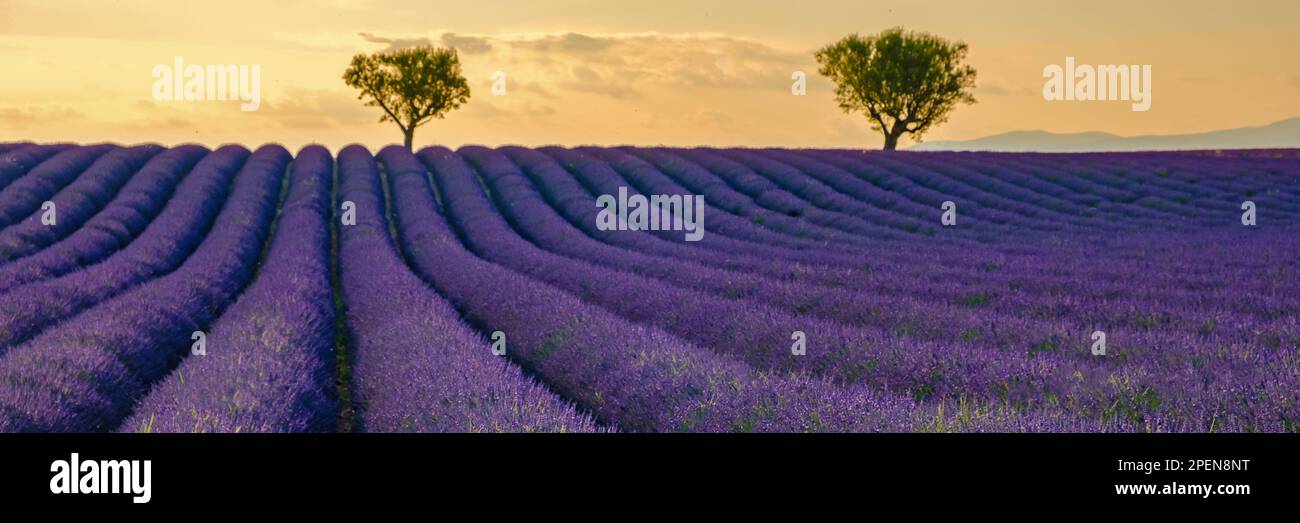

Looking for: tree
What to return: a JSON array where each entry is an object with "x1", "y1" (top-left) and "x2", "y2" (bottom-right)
[
  {"x1": 343, "y1": 45, "x2": 471, "y2": 150},
  {"x1": 815, "y1": 28, "x2": 977, "y2": 150}
]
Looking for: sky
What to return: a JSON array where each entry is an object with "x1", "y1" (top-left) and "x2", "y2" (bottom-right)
[{"x1": 1, "y1": 0, "x2": 1298, "y2": 150}]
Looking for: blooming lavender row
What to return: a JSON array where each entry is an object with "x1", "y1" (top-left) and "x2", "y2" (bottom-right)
[
  {"x1": 999, "y1": 153, "x2": 1150, "y2": 205},
  {"x1": 1153, "y1": 156, "x2": 1300, "y2": 214},
  {"x1": 538, "y1": 149, "x2": 1141, "y2": 354},
  {"x1": 512, "y1": 148, "x2": 1144, "y2": 366},
  {"x1": 504, "y1": 146, "x2": 1082, "y2": 356},
  {"x1": 1069, "y1": 153, "x2": 1300, "y2": 222},
  {"x1": 538, "y1": 149, "x2": 1294, "y2": 361},
  {"x1": 562, "y1": 147, "x2": 1056, "y2": 289},
  {"x1": 988, "y1": 153, "x2": 1216, "y2": 226},
  {"x1": 644, "y1": 150, "x2": 1294, "y2": 351},
  {"x1": 0, "y1": 143, "x2": 1294, "y2": 432},
  {"x1": 406, "y1": 146, "x2": 963, "y2": 432},
  {"x1": 1094, "y1": 155, "x2": 1248, "y2": 221},
  {"x1": 843, "y1": 152, "x2": 1074, "y2": 234},
  {"x1": 718, "y1": 148, "x2": 967, "y2": 238},
  {"x1": 609, "y1": 147, "x2": 1001, "y2": 264},
  {"x1": 0, "y1": 145, "x2": 208, "y2": 293},
  {"x1": 0, "y1": 146, "x2": 247, "y2": 353},
  {"x1": 889, "y1": 152, "x2": 1123, "y2": 231},
  {"x1": 811, "y1": 153, "x2": 1293, "y2": 274},
  {"x1": 912, "y1": 154, "x2": 1136, "y2": 230},
  {"x1": 801, "y1": 150, "x2": 1032, "y2": 233},
  {"x1": 884, "y1": 151, "x2": 1155, "y2": 229},
  {"x1": 338, "y1": 145, "x2": 596, "y2": 432},
  {"x1": 432, "y1": 147, "x2": 1118, "y2": 432},
  {"x1": 552, "y1": 146, "x2": 897, "y2": 276},
  {"x1": 615, "y1": 147, "x2": 869, "y2": 249},
  {"x1": 682, "y1": 148, "x2": 910, "y2": 241},
  {"x1": 988, "y1": 156, "x2": 1225, "y2": 226},
  {"x1": 556, "y1": 147, "x2": 1289, "y2": 314},
  {"x1": 585, "y1": 147, "x2": 943, "y2": 285},
  {"x1": 709, "y1": 153, "x2": 1296, "y2": 429},
  {"x1": 618, "y1": 146, "x2": 977, "y2": 252},
  {"x1": 0, "y1": 142, "x2": 32, "y2": 155},
  {"x1": 764, "y1": 146, "x2": 1274, "y2": 244},
  {"x1": 0, "y1": 144, "x2": 116, "y2": 230},
  {"x1": 0, "y1": 145, "x2": 289, "y2": 432},
  {"x1": 476, "y1": 147, "x2": 1300, "y2": 430},
  {"x1": 123, "y1": 145, "x2": 338, "y2": 433},
  {"x1": 0, "y1": 144, "x2": 74, "y2": 190},
  {"x1": 454, "y1": 148, "x2": 1110, "y2": 415},
  {"x1": 767, "y1": 149, "x2": 1031, "y2": 243},
  {"x1": 0, "y1": 145, "x2": 162, "y2": 261},
  {"x1": 528, "y1": 146, "x2": 859, "y2": 280},
  {"x1": 929, "y1": 152, "x2": 1164, "y2": 228},
  {"x1": 599, "y1": 146, "x2": 887, "y2": 257},
  {"x1": 741, "y1": 149, "x2": 946, "y2": 236},
  {"x1": 671, "y1": 149, "x2": 1025, "y2": 252},
  {"x1": 530, "y1": 147, "x2": 986, "y2": 298},
  {"x1": 864, "y1": 234, "x2": 1300, "y2": 323},
  {"x1": 580, "y1": 147, "x2": 1035, "y2": 286},
  {"x1": 652, "y1": 147, "x2": 898, "y2": 244}
]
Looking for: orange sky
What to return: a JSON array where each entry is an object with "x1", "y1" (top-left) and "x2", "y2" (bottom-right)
[{"x1": 1, "y1": 0, "x2": 1297, "y2": 149}]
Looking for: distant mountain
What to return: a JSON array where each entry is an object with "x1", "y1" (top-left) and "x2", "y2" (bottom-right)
[{"x1": 911, "y1": 117, "x2": 1300, "y2": 152}]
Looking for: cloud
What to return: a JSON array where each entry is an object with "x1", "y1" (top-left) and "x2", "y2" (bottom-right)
[
  {"x1": 514, "y1": 80, "x2": 555, "y2": 99},
  {"x1": 559, "y1": 65, "x2": 640, "y2": 99},
  {"x1": 827, "y1": 115, "x2": 876, "y2": 143},
  {"x1": 487, "y1": 32, "x2": 819, "y2": 100},
  {"x1": 440, "y1": 33, "x2": 492, "y2": 54},
  {"x1": 461, "y1": 100, "x2": 508, "y2": 119},
  {"x1": 129, "y1": 88, "x2": 368, "y2": 131},
  {"x1": 357, "y1": 32, "x2": 434, "y2": 52},
  {"x1": 971, "y1": 77, "x2": 1038, "y2": 97},
  {"x1": 462, "y1": 99, "x2": 556, "y2": 121},
  {"x1": 356, "y1": 31, "x2": 493, "y2": 54},
  {"x1": 571, "y1": 65, "x2": 601, "y2": 83},
  {"x1": 108, "y1": 102, "x2": 200, "y2": 131},
  {"x1": 254, "y1": 87, "x2": 376, "y2": 128},
  {"x1": 513, "y1": 32, "x2": 615, "y2": 54},
  {"x1": 250, "y1": 30, "x2": 857, "y2": 144},
  {"x1": 354, "y1": 30, "x2": 815, "y2": 94},
  {"x1": 687, "y1": 109, "x2": 737, "y2": 132},
  {"x1": 271, "y1": 31, "x2": 360, "y2": 53},
  {"x1": 478, "y1": 77, "x2": 555, "y2": 100},
  {"x1": 162, "y1": 117, "x2": 195, "y2": 129},
  {"x1": 560, "y1": 81, "x2": 639, "y2": 99},
  {"x1": 0, "y1": 105, "x2": 85, "y2": 126},
  {"x1": 980, "y1": 84, "x2": 1009, "y2": 96}
]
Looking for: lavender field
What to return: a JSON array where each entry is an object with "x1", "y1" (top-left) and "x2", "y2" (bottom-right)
[{"x1": 0, "y1": 142, "x2": 1297, "y2": 433}]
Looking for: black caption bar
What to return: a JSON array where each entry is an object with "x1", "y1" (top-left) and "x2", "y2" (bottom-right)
[{"x1": 0, "y1": 434, "x2": 1292, "y2": 510}]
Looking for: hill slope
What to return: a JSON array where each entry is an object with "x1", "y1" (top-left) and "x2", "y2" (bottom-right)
[{"x1": 912, "y1": 117, "x2": 1300, "y2": 152}]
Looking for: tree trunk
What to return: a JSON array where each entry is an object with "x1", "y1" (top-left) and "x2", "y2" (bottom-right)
[
  {"x1": 882, "y1": 132, "x2": 900, "y2": 151},
  {"x1": 882, "y1": 122, "x2": 906, "y2": 150},
  {"x1": 403, "y1": 128, "x2": 415, "y2": 151}
]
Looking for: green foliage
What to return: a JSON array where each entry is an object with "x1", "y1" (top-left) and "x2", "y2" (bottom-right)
[
  {"x1": 959, "y1": 292, "x2": 994, "y2": 308},
  {"x1": 815, "y1": 27, "x2": 977, "y2": 149},
  {"x1": 343, "y1": 45, "x2": 471, "y2": 148},
  {"x1": 1028, "y1": 337, "x2": 1058, "y2": 357}
]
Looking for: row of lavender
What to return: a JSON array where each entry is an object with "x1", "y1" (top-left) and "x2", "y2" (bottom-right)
[
  {"x1": 434, "y1": 146, "x2": 1298, "y2": 432},
  {"x1": 0, "y1": 141, "x2": 1295, "y2": 432}
]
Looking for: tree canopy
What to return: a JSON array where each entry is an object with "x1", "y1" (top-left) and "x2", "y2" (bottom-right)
[
  {"x1": 815, "y1": 28, "x2": 977, "y2": 150},
  {"x1": 343, "y1": 45, "x2": 471, "y2": 149}
]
